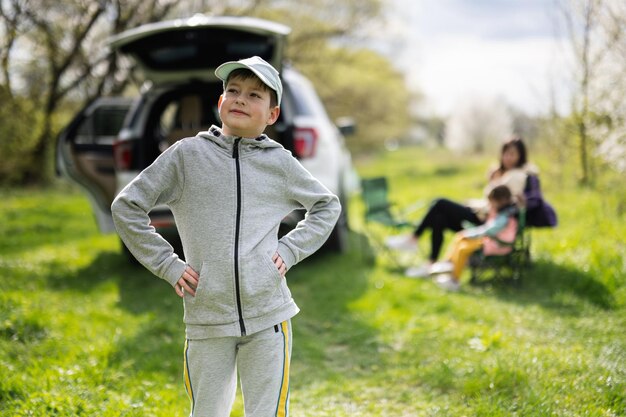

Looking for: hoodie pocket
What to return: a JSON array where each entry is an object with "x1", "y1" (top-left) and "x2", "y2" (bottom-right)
[
  {"x1": 184, "y1": 260, "x2": 237, "y2": 324},
  {"x1": 240, "y1": 254, "x2": 288, "y2": 318}
]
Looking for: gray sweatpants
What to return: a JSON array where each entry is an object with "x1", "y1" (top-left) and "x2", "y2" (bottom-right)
[{"x1": 183, "y1": 320, "x2": 292, "y2": 417}]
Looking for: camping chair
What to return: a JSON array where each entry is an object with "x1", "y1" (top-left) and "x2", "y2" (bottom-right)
[
  {"x1": 360, "y1": 177, "x2": 423, "y2": 267},
  {"x1": 469, "y1": 207, "x2": 531, "y2": 284}
]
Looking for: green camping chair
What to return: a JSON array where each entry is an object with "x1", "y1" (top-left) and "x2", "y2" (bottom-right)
[{"x1": 360, "y1": 177, "x2": 423, "y2": 267}]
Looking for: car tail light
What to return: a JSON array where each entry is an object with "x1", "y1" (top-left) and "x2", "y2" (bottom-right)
[
  {"x1": 293, "y1": 127, "x2": 318, "y2": 158},
  {"x1": 149, "y1": 218, "x2": 176, "y2": 228},
  {"x1": 113, "y1": 140, "x2": 133, "y2": 170}
]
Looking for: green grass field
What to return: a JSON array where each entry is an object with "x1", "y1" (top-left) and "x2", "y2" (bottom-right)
[{"x1": 1, "y1": 147, "x2": 624, "y2": 416}]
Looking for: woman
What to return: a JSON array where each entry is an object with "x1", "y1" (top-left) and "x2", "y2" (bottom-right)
[{"x1": 386, "y1": 136, "x2": 537, "y2": 277}]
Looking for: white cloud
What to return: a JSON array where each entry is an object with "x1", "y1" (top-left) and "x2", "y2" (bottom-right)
[
  {"x1": 409, "y1": 34, "x2": 569, "y2": 116},
  {"x1": 382, "y1": 0, "x2": 571, "y2": 116}
]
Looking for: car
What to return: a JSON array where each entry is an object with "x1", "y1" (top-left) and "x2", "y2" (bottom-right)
[{"x1": 56, "y1": 15, "x2": 356, "y2": 261}]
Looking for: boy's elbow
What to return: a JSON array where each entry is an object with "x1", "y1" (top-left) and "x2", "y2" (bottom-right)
[
  {"x1": 110, "y1": 194, "x2": 132, "y2": 223},
  {"x1": 110, "y1": 198, "x2": 123, "y2": 225},
  {"x1": 110, "y1": 197, "x2": 118, "y2": 215},
  {"x1": 332, "y1": 195, "x2": 342, "y2": 221},
  {"x1": 332, "y1": 193, "x2": 341, "y2": 210},
  {"x1": 110, "y1": 195, "x2": 123, "y2": 215}
]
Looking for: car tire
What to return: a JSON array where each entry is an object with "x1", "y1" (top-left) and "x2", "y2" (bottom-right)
[{"x1": 325, "y1": 193, "x2": 349, "y2": 253}]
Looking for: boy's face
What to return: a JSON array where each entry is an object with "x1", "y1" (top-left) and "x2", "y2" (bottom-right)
[{"x1": 218, "y1": 75, "x2": 280, "y2": 138}]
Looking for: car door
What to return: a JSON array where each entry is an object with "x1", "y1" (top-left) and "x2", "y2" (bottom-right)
[
  {"x1": 108, "y1": 15, "x2": 290, "y2": 85},
  {"x1": 56, "y1": 97, "x2": 133, "y2": 233}
]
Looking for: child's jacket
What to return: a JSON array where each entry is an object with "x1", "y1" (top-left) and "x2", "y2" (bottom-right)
[
  {"x1": 111, "y1": 126, "x2": 341, "y2": 338},
  {"x1": 463, "y1": 205, "x2": 518, "y2": 256}
]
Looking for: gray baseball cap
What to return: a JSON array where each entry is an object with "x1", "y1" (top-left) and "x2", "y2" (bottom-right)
[{"x1": 215, "y1": 56, "x2": 283, "y2": 107}]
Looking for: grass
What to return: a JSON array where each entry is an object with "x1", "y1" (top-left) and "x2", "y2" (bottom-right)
[{"x1": 1, "y1": 147, "x2": 625, "y2": 416}]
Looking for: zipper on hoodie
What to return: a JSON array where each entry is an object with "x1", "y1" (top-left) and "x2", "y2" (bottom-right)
[{"x1": 232, "y1": 138, "x2": 246, "y2": 336}]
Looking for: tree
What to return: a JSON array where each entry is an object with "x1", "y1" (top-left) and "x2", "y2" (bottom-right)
[
  {"x1": 0, "y1": 0, "x2": 178, "y2": 184},
  {"x1": 558, "y1": 0, "x2": 626, "y2": 184},
  {"x1": 0, "y1": 85, "x2": 39, "y2": 183}
]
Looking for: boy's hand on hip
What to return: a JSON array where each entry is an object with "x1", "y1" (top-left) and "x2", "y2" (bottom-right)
[
  {"x1": 272, "y1": 252, "x2": 287, "y2": 277},
  {"x1": 176, "y1": 266, "x2": 199, "y2": 298}
]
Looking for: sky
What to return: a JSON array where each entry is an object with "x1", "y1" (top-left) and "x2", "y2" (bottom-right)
[{"x1": 379, "y1": 0, "x2": 572, "y2": 117}]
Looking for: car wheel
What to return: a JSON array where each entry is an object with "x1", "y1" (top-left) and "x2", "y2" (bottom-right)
[{"x1": 325, "y1": 198, "x2": 349, "y2": 253}]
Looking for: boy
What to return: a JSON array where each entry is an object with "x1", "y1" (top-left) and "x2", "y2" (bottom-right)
[{"x1": 111, "y1": 56, "x2": 341, "y2": 416}]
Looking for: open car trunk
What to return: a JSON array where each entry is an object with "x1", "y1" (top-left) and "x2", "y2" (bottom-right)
[{"x1": 108, "y1": 15, "x2": 290, "y2": 85}]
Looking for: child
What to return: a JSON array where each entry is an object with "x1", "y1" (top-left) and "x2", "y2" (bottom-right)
[
  {"x1": 431, "y1": 184, "x2": 518, "y2": 292},
  {"x1": 111, "y1": 56, "x2": 341, "y2": 417}
]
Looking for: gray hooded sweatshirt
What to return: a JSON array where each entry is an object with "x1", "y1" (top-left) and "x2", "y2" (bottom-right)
[{"x1": 111, "y1": 126, "x2": 341, "y2": 339}]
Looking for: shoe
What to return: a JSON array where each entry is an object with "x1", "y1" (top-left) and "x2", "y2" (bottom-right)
[
  {"x1": 405, "y1": 264, "x2": 432, "y2": 279},
  {"x1": 435, "y1": 274, "x2": 460, "y2": 292},
  {"x1": 385, "y1": 234, "x2": 417, "y2": 252},
  {"x1": 429, "y1": 261, "x2": 453, "y2": 274}
]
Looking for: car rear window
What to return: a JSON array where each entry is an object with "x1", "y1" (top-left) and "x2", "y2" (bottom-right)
[
  {"x1": 94, "y1": 107, "x2": 128, "y2": 136},
  {"x1": 284, "y1": 75, "x2": 328, "y2": 119},
  {"x1": 75, "y1": 105, "x2": 129, "y2": 144},
  {"x1": 285, "y1": 84, "x2": 313, "y2": 116}
]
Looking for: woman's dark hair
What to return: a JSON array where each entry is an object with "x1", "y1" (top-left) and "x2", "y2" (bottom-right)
[{"x1": 498, "y1": 136, "x2": 527, "y2": 171}]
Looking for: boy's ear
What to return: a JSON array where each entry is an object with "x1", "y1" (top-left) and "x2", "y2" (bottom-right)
[
  {"x1": 266, "y1": 106, "x2": 280, "y2": 125},
  {"x1": 217, "y1": 94, "x2": 223, "y2": 109}
]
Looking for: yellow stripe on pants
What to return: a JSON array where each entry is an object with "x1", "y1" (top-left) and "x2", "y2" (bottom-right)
[
  {"x1": 183, "y1": 339, "x2": 194, "y2": 412},
  {"x1": 276, "y1": 321, "x2": 291, "y2": 417}
]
